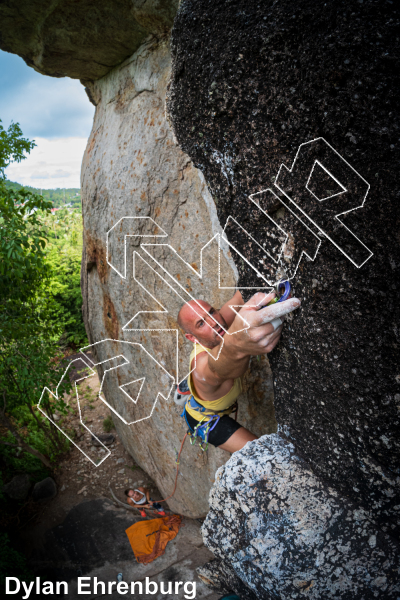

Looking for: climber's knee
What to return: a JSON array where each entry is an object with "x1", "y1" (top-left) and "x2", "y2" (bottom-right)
[{"x1": 218, "y1": 427, "x2": 258, "y2": 453}]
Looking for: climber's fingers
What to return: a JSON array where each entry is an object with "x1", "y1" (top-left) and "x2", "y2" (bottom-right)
[
  {"x1": 251, "y1": 319, "x2": 284, "y2": 343},
  {"x1": 240, "y1": 291, "x2": 276, "y2": 314},
  {"x1": 252, "y1": 297, "x2": 301, "y2": 327}
]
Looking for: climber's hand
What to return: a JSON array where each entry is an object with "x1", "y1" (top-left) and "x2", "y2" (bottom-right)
[{"x1": 224, "y1": 291, "x2": 301, "y2": 358}]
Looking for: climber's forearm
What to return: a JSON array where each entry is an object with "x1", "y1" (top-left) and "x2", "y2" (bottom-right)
[
  {"x1": 207, "y1": 342, "x2": 250, "y2": 381},
  {"x1": 219, "y1": 290, "x2": 244, "y2": 328}
]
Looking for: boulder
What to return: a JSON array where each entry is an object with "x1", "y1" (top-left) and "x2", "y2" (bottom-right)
[
  {"x1": 166, "y1": 0, "x2": 400, "y2": 592},
  {"x1": 0, "y1": 1, "x2": 179, "y2": 81},
  {"x1": 32, "y1": 477, "x2": 57, "y2": 501},
  {"x1": 2, "y1": 474, "x2": 31, "y2": 501},
  {"x1": 79, "y1": 37, "x2": 276, "y2": 517},
  {"x1": 167, "y1": 0, "x2": 400, "y2": 533},
  {"x1": 201, "y1": 435, "x2": 400, "y2": 599},
  {"x1": 91, "y1": 433, "x2": 115, "y2": 447}
]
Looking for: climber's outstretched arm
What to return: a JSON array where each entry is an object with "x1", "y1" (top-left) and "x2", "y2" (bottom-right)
[
  {"x1": 208, "y1": 291, "x2": 301, "y2": 382},
  {"x1": 218, "y1": 289, "x2": 244, "y2": 328}
]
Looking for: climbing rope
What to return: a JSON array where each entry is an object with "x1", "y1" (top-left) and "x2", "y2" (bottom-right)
[
  {"x1": 109, "y1": 433, "x2": 187, "y2": 513},
  {"x1": 156, "y1": 432, "x2": 188, "y2": 504}
]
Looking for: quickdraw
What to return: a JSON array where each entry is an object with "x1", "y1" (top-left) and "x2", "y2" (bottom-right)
[
  {"x1": 181, "y1": 395, "x2": 238, "y2": 452},
  {"x1": 189, "y1": 413, "x2": 221, "y2": 452},
  {"x1": 267, "y1": 278, "x2": 292, "y2": 305}
]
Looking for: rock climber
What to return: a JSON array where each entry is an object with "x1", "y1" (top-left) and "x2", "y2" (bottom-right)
[
  {"x1": 176, "y1": 289, "x2": 301, "y2": 453},
  {"x1": 125, "y1": 486, "x2": 165, "y2": 517}
]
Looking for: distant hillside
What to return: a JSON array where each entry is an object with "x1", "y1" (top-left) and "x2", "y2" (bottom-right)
[{"x1": 5, "y1": 180, "x2": 81, "y2": 209}]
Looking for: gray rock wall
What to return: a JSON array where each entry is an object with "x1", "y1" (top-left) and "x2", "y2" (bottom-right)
[
  {"x1": 0, "y1": 0, "x2": 179, "y2": 80},
  {"x1": 200, "y1": 435, "x2": 400, "y2": 599},
  {"x1": 80, "y1": 36, "x2": 277, "y2": 517}
]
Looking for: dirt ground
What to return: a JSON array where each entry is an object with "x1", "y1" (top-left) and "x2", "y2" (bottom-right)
[
  {"x1": 31, "y1": 354, "x2": 169, "y2": 531},
  {"x1": 13, "y1": 356, "x2": 221, "y2": 600}
]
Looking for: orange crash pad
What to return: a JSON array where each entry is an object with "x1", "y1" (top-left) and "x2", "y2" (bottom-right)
[{"x1": 125, "y1": 515, "x2": 183, "y2": 564}]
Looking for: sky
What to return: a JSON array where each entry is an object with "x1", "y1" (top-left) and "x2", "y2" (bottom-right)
[{"x1": 0, "y1": 50, "x2": 95, "y2": 189}]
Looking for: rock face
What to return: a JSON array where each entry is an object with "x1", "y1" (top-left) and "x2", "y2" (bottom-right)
[
  {"x1": 80, "y1": 36, "x2": 276, "y2": 517},
  {"x1": 166, "y1": 0, "x2": 400, "y2": 594},
  {"x1": 26, "y1": 498, "x2": 219, "y2": 600},
  {"x1": 32, "y1": 477, "x2": 57, "y2": 501},
  {"x1": 200, "y1": 435, "x2": 400, "y2": 600},
  {"x1": 0, "y1": 1, "x2": 179, "y2": 80},
  {"x1": 167, "y1": 0, "x2": 400, "y2": 534},
  {"x1": 2, "y1": 474, "x2": 31, "y2": 501}
]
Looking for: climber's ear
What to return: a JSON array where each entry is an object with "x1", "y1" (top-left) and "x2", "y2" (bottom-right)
[{"x1": 185, "y1": 333, "x2": 196, "y2": 343}]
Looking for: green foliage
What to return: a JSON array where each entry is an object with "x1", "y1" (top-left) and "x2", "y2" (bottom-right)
[
  {"x1": 5, "y1": 179, "x2": 81, "y2": 209},
  {"x1": 0, "y1": 121, "x2": 35, "y2": 178},
  {"x1": 0, "y1": 119, "x2": 75, "y2": 469},
  {"x1": 103, "y1": 416, "x2": 115, "y2": 433},
  {"x1": 0, "y1": 533, "x2": 33, "y2": 590},
  {"x1": 0, "y1": 184, "x2": 53, "y2": 312},
  {"x1": 42, "y1": 208, "x2": 87, "y2": 347}
]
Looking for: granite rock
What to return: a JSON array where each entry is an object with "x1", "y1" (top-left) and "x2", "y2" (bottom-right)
[
  {"x1": 80, "y1": 36, "x2": 277, "y2": 517},
  {"x1": 0, "y1": 0, "x2": 179, "y2": 81},
  {"x1": 168, "y1": 0, "x2": 400, "y2": 533},
  {"x1": 201, "y1": 435, "x2": 400, "y2": 599}
]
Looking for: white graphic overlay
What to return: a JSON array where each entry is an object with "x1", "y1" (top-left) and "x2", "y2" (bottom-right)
[
  {"x1": 40, "y1": 137, "x2": 372, "y2": 465},
  {"x1": 274, "y1": 137, "x2": 373, "y2": 268},
  {"x1": 38, "y1": 356, "x2": 111, "y2": 466}
]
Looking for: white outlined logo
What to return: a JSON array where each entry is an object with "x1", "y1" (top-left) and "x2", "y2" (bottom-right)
[{"x1": 39, "y1": 138, "x2": 372, "y2": 464}]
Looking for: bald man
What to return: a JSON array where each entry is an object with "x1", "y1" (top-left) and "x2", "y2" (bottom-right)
[{"x1": 176, "y1": 290, "x2": 301, "y2": 453}]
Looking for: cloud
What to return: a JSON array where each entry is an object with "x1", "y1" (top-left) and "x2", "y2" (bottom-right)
[
  {"x1": 31, "y1": 171, "x2": 50, "y2": 180},
  {"x1": 51, "y1": 169, "x2": 71, "y2": 178},
  {"x1": 5, "y1": 137, "x2": 88, "y2": 189},
  {"x1": 0, "y1": 50, "x2": 95, "y2": 140}
]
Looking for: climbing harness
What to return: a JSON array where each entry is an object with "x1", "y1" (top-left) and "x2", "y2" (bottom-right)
[
  {"x1": 180, "y1": 392, "x2": 238, "y2": 451},
  {"x1": 185, "y1": 409, "x2": 220, "y2": 452}
]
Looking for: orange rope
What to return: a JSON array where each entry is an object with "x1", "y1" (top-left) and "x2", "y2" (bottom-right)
[{"x1": 157, "y1": 433, "x2": 188, "y2": 504}]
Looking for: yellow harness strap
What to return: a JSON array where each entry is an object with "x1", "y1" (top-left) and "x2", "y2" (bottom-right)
[{"x1": 185, "y1": 343, "x2": 242, "y2": 420}]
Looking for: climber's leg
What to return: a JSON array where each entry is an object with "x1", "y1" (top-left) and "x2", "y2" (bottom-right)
[
  {"x1": 218, "y1": 427, "x2": 257, "y2": 453},
  {"x1": 185, "y1": 412, "x2": 257, "y2": 452}
]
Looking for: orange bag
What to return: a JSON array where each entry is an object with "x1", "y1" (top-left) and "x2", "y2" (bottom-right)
[{"x1": 125, "y1": 515, "x2": 183, "y2": 564}]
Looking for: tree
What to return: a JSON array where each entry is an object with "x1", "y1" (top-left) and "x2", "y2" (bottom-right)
[{"x1": 0, "y1": 120, "x2": 72, "y2": 470}]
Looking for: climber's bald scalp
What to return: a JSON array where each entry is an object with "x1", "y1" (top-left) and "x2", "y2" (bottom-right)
[{"x1": 177, "y1": 299, "x2": 212, "y2": 334}]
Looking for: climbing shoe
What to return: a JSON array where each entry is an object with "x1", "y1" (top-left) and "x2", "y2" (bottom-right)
[
  {"x1": 140, "y1": 510, "x2": 146, "y2": 517},
  {"x1": 157, "y1": 510, "x2": 166, "y2": 516},
  {"x1": 173, "y1": 378, "x2": 191, "y2": 406}
]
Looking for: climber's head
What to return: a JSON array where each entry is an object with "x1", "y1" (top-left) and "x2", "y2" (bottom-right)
[
  {"x1": 177, "y1": 299, "x2": 227, "y2": 349},
  {"x1": 125, "y1": 489, "x2": 142, "y2": 502}
]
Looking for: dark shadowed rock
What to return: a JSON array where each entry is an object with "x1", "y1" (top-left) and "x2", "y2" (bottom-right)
[
  {"x1": 32, "y1": 477, "x2": 57, "y2": 501},
  {"x1": 167, "y1": 0, "x2": 400, "y2": 594},
  {"x1": 0, "y1": 0, "x2": 179, "y2": 81},
  {"x1": 91, "y1": 433, "x2": 115, "y2": 447},
  {"x1": 26, "y1": 498, "x2": 219, "y2": 600},
  {"x1": 168, "y1": 0, "x2": 400, "y2": 532},
  {"x1": 3, "y1": 474, "x2": 32, "y2": 501}
]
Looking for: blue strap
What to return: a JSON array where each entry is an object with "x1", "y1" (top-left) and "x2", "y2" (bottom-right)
[
  {"x1": 180, "y1": 396, "x2": 224, "y2": 446},
  {"x1": 187, "y1": 395, "x2": 207, "y2": 412}
]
